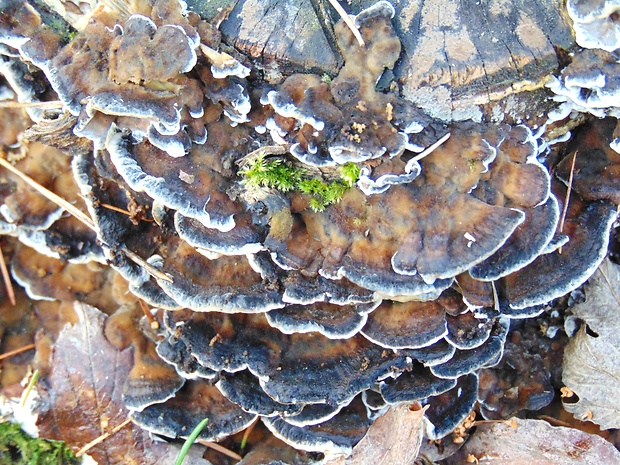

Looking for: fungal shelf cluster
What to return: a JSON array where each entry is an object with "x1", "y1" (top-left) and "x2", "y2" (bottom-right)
[{"x1": 0, "y1": 0, "x2": 619, "y2": 462}]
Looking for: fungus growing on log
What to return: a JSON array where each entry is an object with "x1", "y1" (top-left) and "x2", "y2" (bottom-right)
[
  {"x1": 1, "y1": 0, "x2": 620, "y2": 462},
  {"x1": 547, "y1": 49, "x2": 620, "y2": 119},
  {"x1": 567, "y1": 0, "x2": 620, "y2": 51},
  {"x1": 263, "y1": 1, "x2": 420, "y2": 167}
]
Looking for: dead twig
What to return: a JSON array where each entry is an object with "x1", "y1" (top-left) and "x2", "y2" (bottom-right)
[
  {"x1": 196, "y1": 440, "x2": 243, "y2": 461},
  {"x1": 0, "y1": 155, "x2": 172, "y2": 283},
  {"x1": 409, "y1": 133, "x2": 452, "y2": 163},
  {"x1": 138, "y1": 299, "x2": 159, "y2": 330},
  {"x1": 0, "y1": 101, "x2": 64, "y2": 109},
  {"x1": 240, "y1": 417, "x2": 259, "y2": 450},
  {"x1": 325, "y1": 0, "x2": 365, "y2": 46},
  {"x1": 0, "y1": 343, "x2": 36, "y2": 361},
  {"x1": 75, "y1": 418, "x2": 132, "y2": 457},
  {"x1": 558, "y1": 150, "x2": 578, "y2": 255},
  {"x1": 0, "y1": 246, "x2": 15, "y2": 305}
]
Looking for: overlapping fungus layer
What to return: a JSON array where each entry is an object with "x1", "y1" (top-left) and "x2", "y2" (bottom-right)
[{"x1": 0, "y1": 0, "x2": 618, "y2": 460}]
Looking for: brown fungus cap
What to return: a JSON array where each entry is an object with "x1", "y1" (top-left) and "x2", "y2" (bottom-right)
[
  {"x1": 547, "y1": 49, "x2": 620, "y2": 117},
  {"x1": 106, "y1": 122, "x2": 253, "y2": 232},
  {"x1": 10, "y1": 243, "x2": 109, "y2": 304},
  {"x1": 567, "y1": 0, "x2": 620, "y2": 51},
  {"x1": 264, "y1": 128, "x2": 530, "y2": 295},
  {"x1": 361, "y1": 299, "x2": 448, "y2": 350},
  {"x1": 23, "y1": 2, "x2": 220, "y2": 156},
  {"x1": 380, "y1": 362, "x2": 457, "y2": 404},
  {"x1": 429, "y1": 317, "x2": 509, "y2": 379},
  {"x1": 216, "y1": 370, "x2": 304, "y2": 418},
  {"x1": 264, "y1": 2, "x2": 413, "y2": 166},
  {"x1": 424, "y1": 373, "x2": 479, "y2": 440},
  {"x1": 156, "y1": 336, "x2": 218, "y2": 380},
  {"x1": 263, "y1": 395, "x2": 371, "y2": 456},
  {"x1": 152, "y1": 236, "x2": 283, "y2": 313},
  {"x1": 0, "y1": 143, "x2": 100, "y2": 261},
  {"x1": 131, "y1": 380, "x2": 257, "y2": 442},
  {"x1": 265, "y1": 301, "x2": 378, "y2": 340},
  {"x1": 0, "y1": 142, "x2": 71, "y2": 230},
  {"x1": 159, "y1": 310, "x2": 410, "y2": 406},
  {"x1": 104, "y1": 305, "x2": 185, "y2": 412},
  {"x1": 468, "y1": 125, "x2": 558, "y2": 281},
  {"x1": 500, "y1": 180, "x2": 617, "y2": 310},
  {"x1": 556, "y1": 117, "x2": 620, "y2": 204}
]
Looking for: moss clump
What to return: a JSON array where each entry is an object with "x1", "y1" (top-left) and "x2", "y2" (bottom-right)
[
  {"x1": 240, "y1": 158, "x2": 360, "y2": 212},
  {"x1": 0, "y1": 422, "x2": 79, "y2": 465}
]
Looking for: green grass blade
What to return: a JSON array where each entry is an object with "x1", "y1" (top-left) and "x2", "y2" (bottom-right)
[{"x1": 174, "y1": 418, "x2": 209, "y2": 465}]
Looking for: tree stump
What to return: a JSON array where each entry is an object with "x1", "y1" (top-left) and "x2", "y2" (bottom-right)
[{"x1": 190, "y1": 0, "x2": 576, "y2": 123}]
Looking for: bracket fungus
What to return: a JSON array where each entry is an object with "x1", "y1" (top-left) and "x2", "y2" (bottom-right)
[
  {"x1": 567, "y1": 0, "x2": 620, "y2": 51},
  {"x1": 1, "y1": 0, "x2": 620, "y2": 462}
]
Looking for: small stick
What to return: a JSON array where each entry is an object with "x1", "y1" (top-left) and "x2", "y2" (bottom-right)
[
  {"x1": 138, "y1": 299, "x2": 159, "y2": 330},
  {"x1": 99, "y1": 203, "x2": 134, "y2": 217},
  {"x1": 326, "y1": 0, "x2": 365, "y2": 46},
  {"x1": 99, "y1": 203, "x2": 154, "y2": 223},
  {"x1": 196, "y1": 440, "x2": 243, "y2": 461},
  {"x1": 0, "y1": 101, "x2": 64, "y2": 109},
  {"x1": 236, "y1": 145, "x2": 286, "y2": 168},
  {"x1": 240, "y1": 417, "x2": 258, "y2": 450},
  {"x1": 0, "y1": 343, "x2": 35, "y2": 361},
  {"x1": 409, "y1": 133, "x2": 452, "y2": 163},
  {"x1": 558, "y1": 150, "x2": 578, "y2": 255},
  {"x1": 122, "y1": 248, "x2": 173, "y2": 283},
  {"x1": 0, "y1": 156, "x2": 96, "y2": 232},
  {"x1": 75, "y1": 418, "x2": 132, "y2": 457},
  {"x1": 536, "y1": 415, "x2": 573, "y2": 429},
  {"x1": 20, "y1": 369, "x2": 39, "y2": 407},
  {"x1": 491, "y1": 280, "x2": 500, "y2": 313},
  {"x1": 0, "y1": 156, "x2": 172, "y2": 283},
  {"x1": 0, "y1": 247, "x2": 15, "y2": 305}
]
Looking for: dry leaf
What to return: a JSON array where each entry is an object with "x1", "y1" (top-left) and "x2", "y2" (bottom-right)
[
  {"x1": 325, "y1": 404, "x2": 426, "y2": 465},
  {"x1": 563, "y1": 259, "x2": 620, "y2": 429},
  {"x1": 444, "y1": 418, "x2": 620, "y2": 464},
  {"x1": 36, "y1": 302, "x2": 211, "y2": 465}
]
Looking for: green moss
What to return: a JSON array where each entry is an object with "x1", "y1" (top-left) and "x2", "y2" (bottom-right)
[
  {"x1": 0, "y1": 422, "x2": 79, "y2": 465},
  {"x1": 339, "y1": 162, "x2": 361, "y2": 188},
  {"x1": 240, "y1": 157, "x2": 360, "y2": 212},
  {"x1": 43, "y1": 17, "x2": 76, "y2": 44}
]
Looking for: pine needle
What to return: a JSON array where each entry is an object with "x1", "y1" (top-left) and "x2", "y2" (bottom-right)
[
  {"x1": 409, "y1": 132, "x2": 452, "y2": 163},
  {"x1": 0, "y1": 246, "x2": 15, "y2": 305},
  {"x1": 175, "y1": 418, "x2": 209, "y2": 465},
  {"x1": 20, "y1": 369, "x2": 39, "y2": 407},
  {"x1": 491, "y1": 280, "x2": 500, "y2": 313},
  {"x1": 138, "y1": 299, "x2": 159, "y2": 330},
  {"x1": 0, "y1": 156, "x2": 95, "y2": 231},
  {"x1": 326, "y1": 0, "x2": 365, "y2": 46},
  {"x1": 240, "y1": 417, "x2": 258, "y2": 450},
  {"x1": 0, "y1": 343, "x2": 35, "y2": 361},
  {"x1": 75, "y1": 418, "x2": 132, "y2": 457},
  {"x1": 0, "y1": 155, "x2": 172, "y2": 283},
  {"x1": 558, "y1": 151, "x2": 578, "y2": 255},
  {"x1": 0, "y1": 101, "x2": 64, "y2": 109},
  {"x1": 196, "y1": 440, "x2": 242, "y2": 461}
]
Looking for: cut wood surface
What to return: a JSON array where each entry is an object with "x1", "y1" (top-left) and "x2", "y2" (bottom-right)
[{"x1": 190, "y1": 0, "x2": 576, "y2": 122}]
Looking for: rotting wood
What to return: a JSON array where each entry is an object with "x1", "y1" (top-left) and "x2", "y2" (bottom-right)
[{"x1": 190, "y1": 0, "x2": 575, "y2": 122}]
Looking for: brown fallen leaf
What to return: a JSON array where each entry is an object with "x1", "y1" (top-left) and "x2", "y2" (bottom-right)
[
  {"x1": 444, "y1": 418, "x2": 620, "y2": 464},
  {"x1": 36, "y1": 302, "x2": 210, "y2": 465},
  {"x1": 325, "y1": 403, "x2": 426, "y2": 465},
  {"x1": 563, "y1": 259, "x2": 620, "y2": 430}
]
